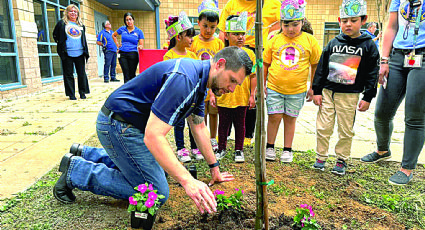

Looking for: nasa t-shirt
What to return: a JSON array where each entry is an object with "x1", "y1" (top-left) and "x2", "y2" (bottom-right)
[
  {"x1": 390, "y1": 0, "x2": 425, "y2": 49},
  {"x1": 65, "y1": 21, "x2": 84, "y2": 57}
]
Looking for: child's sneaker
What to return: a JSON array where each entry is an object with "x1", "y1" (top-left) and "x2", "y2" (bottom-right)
[
  {"x1": 244, "y1": 138, "x2": 252, "y2": 146},
  {"x1": 265, "y1": 148, "x2": 276, "y2": 161},
  {"x1": 280, "y1": 150, "x2": 293, "y2": 163},
  {"x1": 211, "y1": 138, "x2": 218, "y2": 152},
  {"x1": 234, "y1": 150, "x2": 245, "y2": 163},
  {"x1": 312, "y1": 159, "x2": 326, "y2": 171},
  {"x1": 177, "y1": 148, "x2": 191, "y2": 163},
  {"x1": 331, "y1": 159, "x2": 347, "y2": 175},
  {"x1": 215, "y1": 149, "x2": 227, "y2": 160},
  {"x1": 191, "y1": 149, "x2": 204, "y2": 160}
]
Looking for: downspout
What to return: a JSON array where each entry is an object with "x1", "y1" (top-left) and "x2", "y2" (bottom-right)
[{"x1": 153, "y1": 0, "x2": 161, "y2": 49}]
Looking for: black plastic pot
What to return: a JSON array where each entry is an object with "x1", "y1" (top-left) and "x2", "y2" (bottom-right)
[{"x1": 130, "y1": 211, "x2": 156, "y2": 229}]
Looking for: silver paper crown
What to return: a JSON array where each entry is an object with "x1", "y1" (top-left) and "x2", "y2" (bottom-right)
[
  {"x1": 340, "y1": 0, "x2": 367, "y2": 18},
  {"x1": 198, "y1": 0, "x2": 219, "y2": 16},
  {"x1": 225, "y1": 12, "x2": 248, "y2": 32},
  {"x1": 166, "y1": 11, "x2": 193, "y2": 39}
]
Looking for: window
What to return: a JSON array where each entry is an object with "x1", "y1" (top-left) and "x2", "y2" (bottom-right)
[
  {"x1": 34, "y1": 0, "x2": 80, "y2": 80},
  {"x1": 0, "y1": 0, "x2": 20, "y2": 86}
]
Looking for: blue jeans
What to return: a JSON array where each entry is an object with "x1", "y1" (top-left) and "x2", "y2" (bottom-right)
[
  {"x1": 104, "y1": 50, "x2": 117, "y2": 81},
  {"x1": 375, "y1": 49, "x2": 425, "y2": 170},
  {"x1": 174, "y1": 120, "x2": 197, "y2": 150},
  {"x1": 66, "y1": 110, "x2": 169, "y2": 202}
]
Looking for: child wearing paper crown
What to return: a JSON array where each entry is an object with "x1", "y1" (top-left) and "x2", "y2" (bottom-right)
[
  {"x1": 190, "y1": 0, "x2": 224, "y2": 153},
  {"x1": 264, "y1": 0, "x2": 322, "y2": 163},
  {"x1": 214, "y1": 13, "x2": 256, "y2": 163},
  {"x1": 312, "y1": 0, "x2": 379, "y2": 175},
  {"x1": 163, "y1": 12, "x2": 201, "y2": 163}
]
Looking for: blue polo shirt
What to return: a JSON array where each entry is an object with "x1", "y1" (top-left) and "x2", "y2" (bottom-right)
[
  {"x1": 116, "y1": 26, "x2": 144, "y2": 52},
  {"x1": 364, "y1": 30, "x2": 379, "y2": 51},
  {"x1": 104, "y1": 58, "x2": 210, "y2": 132},
  {"x1": 97, "y1": 29, "x2": 117, "y2": 52}
]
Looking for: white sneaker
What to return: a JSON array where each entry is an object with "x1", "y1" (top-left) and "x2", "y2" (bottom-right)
[
  {"x1": 265, "y1": 148, "x2": 276, "y2": 161},
  {"x1": 215, "y1": 149, "x2": 227, "y2": 160},
  {"x1": 177, "y1": 148, "x2": 191, "y2": 163},
  {"x1": 191, "y1": 149, "x2": 204, "y2": 160},
  {"x1": 211, "y1": 138, "x2": 218, "y2": 152},
  {"x1": 280, "y1": 150, "x2": 293, "y2": 163},
  {"x1": 234, "y1": 150, "x2": 245, "y2": 163}
]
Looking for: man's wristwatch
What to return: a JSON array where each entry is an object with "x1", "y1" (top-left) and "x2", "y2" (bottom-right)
[{"x1": 209, "y1": 162, "x2": 220, "y2": 169}]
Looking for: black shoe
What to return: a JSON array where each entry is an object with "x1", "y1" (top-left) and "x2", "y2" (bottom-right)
[
  {"x1": 104, "y1": 80, "x2": 109, "y2": 83},
  {"x1": 69, "y1": 143, "x2": 83, "y2": 157},
  {"x1": 53, "y1": 153, "x2": 76, "y2": 204},
  {"x1": 69, "y1": 95, "x2": 77, "y2": 100},
  {"x1": 110, "y1": 79, "x2": 120, "y2": 82},
  {"x1": 80, "y1": 93, "x2": 86, "y2": 99}
]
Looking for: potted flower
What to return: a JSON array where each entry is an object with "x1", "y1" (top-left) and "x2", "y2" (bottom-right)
[{"x1": 128, "y1": 183, "x2": 165, "y2": 229}]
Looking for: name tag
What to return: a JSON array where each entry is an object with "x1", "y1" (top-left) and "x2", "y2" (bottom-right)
[{"x1": 403, "y1": 54, "x2": 423, "y2": 68}]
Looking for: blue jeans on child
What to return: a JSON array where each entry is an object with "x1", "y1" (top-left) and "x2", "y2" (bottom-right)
[
  {"x1": 65, "y1": 109, "x2": 169, "y2": 203},
  {"x1": 104, "y1": 50, "x2": 117, "y2": 81},
  {"x1": 375, "y1": 49, "x2": 425, "y2": 170}
]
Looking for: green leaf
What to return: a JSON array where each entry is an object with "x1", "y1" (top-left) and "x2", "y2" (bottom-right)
[
  {"x1": 141, "y1": 206, "x2": 148, "y2": 212},
  {"x1": 128, "y1": 205, "x2": 136, "y2": 212},
  {"x1": 149, "y1": 207, "x2": 155, "y2": 216}
]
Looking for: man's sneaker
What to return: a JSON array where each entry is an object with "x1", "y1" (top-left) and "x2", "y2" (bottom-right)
[
  {"x1": 280, "y1": 151, "x2": 293, "y2": 163},
  {"x1": 177, "y1": 148, "x2": 191, "y2": 163},
  {"x1": 388, "y1": 171, "x2": 413, "y2": 186},
  {"x1": 215, "y1": 149, "x2": 227, "y2": 160},
  {"x1": 244, "y1": 138, "x2": 252, "y2": 146},
  {"x1": 234, "y1": 150, "x2": 245, "y2": 163},
  {"x1": 312, "y1": 159, "x2": 326, "y2": 171},
  {"x1": 191, "y1": 149, "x2": 204, "y2": 160},
  {"x1": 360, "y1": 151, "x2": 391, "y2": 163},
  {"x1": 265, "y1": 148, "x2": 276, "y2": 161},
  {"x1": 331, "y1": 159, "x2": 347, "y2": 176},
  {"x1": 211, "y1": 138, "x2": 218, "y2": 152}
]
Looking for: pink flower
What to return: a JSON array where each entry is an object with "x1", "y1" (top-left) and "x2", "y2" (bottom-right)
[
  {"x1": 148, "y1": 184, "x2": 154, "y2": 191},
  {"x1": 310, "y1": 211, "x2": 315, "y2": 217},
  {"x1": 214, "y1": 190, "x2": 224, "y2": 196},
  {"x1": 300, "y1": 204, "x2": 308, "y2": 208},
  {"x1": 138, "y1": 184, "x2": 147, "y2": 193},
  {"x1": 298, "y1": 0, "x2": 305, "y2": 6},
  {"x1": 129, "y1": 196, "x2": 138, "y2": 205},
  {"x1": 148, "y1": 191, "x2": 158, "y2": 200},
  {"x1": 145, "y1": 199, "x2": 155, "y2": 208}
]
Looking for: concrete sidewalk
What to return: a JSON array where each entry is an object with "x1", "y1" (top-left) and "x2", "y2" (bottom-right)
[
  {"x1": 1, "y1": 78, "x2": 424, "y2": 200},
  {"x1": 0, "y1": 76, "x2": 121, "y2": 200}
]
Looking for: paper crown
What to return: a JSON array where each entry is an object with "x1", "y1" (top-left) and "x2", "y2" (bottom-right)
[
  {"x1": 198, "y1": 0, "x2": 219, "y2": 16},
  {"x1": 165, "y1": 11, "x2": 193, "y2": 39},
  {"x1": 340, "y1": 0, "x2": 367, "y2": 18},
  {"x1": 225, "y1": 12, "x2": 248, "y2": 32},
  {"x1": 281, "y1": 0, "x2": 306, "y2": 21}
]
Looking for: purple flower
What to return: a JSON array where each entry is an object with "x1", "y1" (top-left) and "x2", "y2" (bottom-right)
[
  {"x1": 129, "y1": 196, "x2": 138, "y2": 205},
  {"x1": 302, "y1": 223, "x2": 305, "y2": 227},
  {"x1": 310, "y1": 210, "x2": 315, "y2": 217},
  {"x1": 298, "y1": 0, "x2": 305, "y2": 5},
  {"x1": 235, "y1": 188, "x2": 245, "y2": 194},
  {"x1": 148, "y1": 191, "x2": 158, "y2": 200},
  {"x1": 214, "y1": 190, "x2": 224, "y2": 196},
  {"x1": 300, "y1": 204, "x2": 308, "y2": 208},
  {"x1": 145, "y1": 199, "x2": 155, "y2": 208},
  {"x1": 148, "y1": 184, "x2": 154, "y2": 191},
  {"x1": 138, "y1": 184, "x2": 147, "y2": 193}
]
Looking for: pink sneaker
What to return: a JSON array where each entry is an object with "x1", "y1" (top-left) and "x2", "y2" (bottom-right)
[
  {"x1": 177, "y1": 148, "x2": 191, "y2": 163},
  {"x1": 191, "y1": 149, "x2": 204, "y2": 160}
]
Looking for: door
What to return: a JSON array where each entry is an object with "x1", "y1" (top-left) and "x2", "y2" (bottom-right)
[{"x1": 94, "y1": 11, "x2": 108, "y2": 77}]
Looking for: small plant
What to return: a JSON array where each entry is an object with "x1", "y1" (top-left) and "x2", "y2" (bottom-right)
[
  {"x1": 293, "y1": 204, "x2": 321, "y2": 230},
  {"x1": 127, "y1": 183, "x2": 165, "y2": 216},
  {"x1": 214, "y1": 188, "x2": 244, "y2": 211}
]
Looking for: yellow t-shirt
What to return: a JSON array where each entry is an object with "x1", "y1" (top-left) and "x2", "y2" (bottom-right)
[
  {"x1": 163, "y1": 48, "x2": 197, "y2": 60},
  {"x1": 217, "y1": 47, "x2": 256, "y2": 108},
  {"x1": 190, "y1": 35, "x2": 224, "y2": 101},
  {"x1": 218, "y1": 0, "x2": 281, "y2": 48},
  {"x1": 264, "y1": 32, "x2": 322, "y2": 95}
]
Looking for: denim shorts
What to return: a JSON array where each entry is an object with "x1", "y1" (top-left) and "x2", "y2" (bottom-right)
[{"x1": 266, "y1": 88, "x2": 306, "y2": 117}]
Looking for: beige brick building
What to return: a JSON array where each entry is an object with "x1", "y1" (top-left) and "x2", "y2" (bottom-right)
[{"x1": 0, "y1": 0, "x2": 384, "y2": 99}]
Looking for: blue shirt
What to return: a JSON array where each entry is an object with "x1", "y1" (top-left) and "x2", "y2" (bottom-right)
[
  {"x1": 364, "y1": 30, "x2": 380, "y2": 51},
  {"x1": 390, "y1": 0, "x2": 425, "y2": 49},
  {"x1": 104, "y1": 58, "x2": 210, "y2": 132},
  {"x1": 116, "y1": 26, "x2": 144, "y2": 52},
  {"x1": 97, "y1": 29, "x2": 117, "y2": 52},
  {"x1": 65, "y1": 22, "x2": 84, "y2": 57}
]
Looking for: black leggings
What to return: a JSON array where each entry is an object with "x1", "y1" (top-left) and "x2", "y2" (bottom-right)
[{"x1": 119, "y1": 51, "x2": 139, "y2": 83}]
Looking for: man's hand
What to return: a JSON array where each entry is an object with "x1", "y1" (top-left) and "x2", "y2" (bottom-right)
[
  {"x1": 358, "y1": 100, "x2": 370, "y2": 112},
  {"x1": 313, "y1": 95, "x2": 322, "y2": 106},
  {"x1": 208, "y1": 167, "x2": 235, "y2": 186},
  {"x1": 182, "y1": 178, "x2": 217, "y2": 214},
  {"x1": 306, "y1": 88, "x2": 314, "y2": 102}
]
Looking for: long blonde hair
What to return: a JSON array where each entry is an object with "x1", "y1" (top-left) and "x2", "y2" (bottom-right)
[{"x1": 62, "y1": 4, "x2": 83, "y2": 26}]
